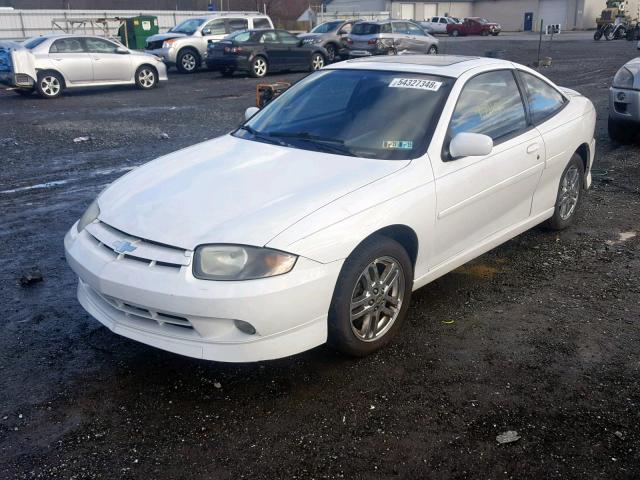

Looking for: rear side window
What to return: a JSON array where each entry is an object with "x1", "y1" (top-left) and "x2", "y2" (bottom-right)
[
  {"x1": 49, "y1": 38, "x2": 84, "y2": 53},
  {"x1": 450, "y1": 70, "x2": 527, "y2": 142},
  {"x1": 228, "y1": 18, "x2": 248, "y2": 32},
  {"x1": 519, "y1": 71, "x2": 566, "y2": 124},
  {"x1": 253, "y1": 18, "x2": 272, "y2": 29},
  {"x1": 352, "y1": 23, "x2": 380, "y2": 35}
]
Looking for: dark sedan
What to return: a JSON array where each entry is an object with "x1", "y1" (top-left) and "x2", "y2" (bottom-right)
[{"x1": 206, "y1": 29, "x2": 327, "y2": 78}]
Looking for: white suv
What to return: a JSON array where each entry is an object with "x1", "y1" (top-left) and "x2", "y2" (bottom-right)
[{"x1": 145, "y1": 12, "x2": 273, "y2": 73}]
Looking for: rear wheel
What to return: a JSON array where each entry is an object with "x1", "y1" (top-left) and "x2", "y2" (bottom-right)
[
  {"x1": 547, "y1": 154, "x2": 585, "y2": 230},
  {"x1": 325, "y1": 43, "x2": 338, "y2": 62},
  {"x1": 249, "y1": 56, "x2": 268, "y2": 78},
  {"x1": 36, "y1": 71, "x2": 63, "y2": 99},
  {"x1": 604, "y1": 24, "x2": 615, "y2": 40},
  {"x1": 481, "y1": 29, "x2": 489, "y2": 36},
  {"x1": 450, "y1": 29, "x2": 460, "y2": 37},
  {"x1": 177, "y1": 48, "x2": 199, "y2": 73},
  {"x1": 328, "y1": 235, "x2": 413, "y2": 357},
  {"x1": 594, "y1": 28, "x2": 603, "y2": 40},
  {"x1": 427, "y1": 45, "x2": 438, "y2": 54},
  {"x1": 608, "y1": 117, "x2": 636, "y2": 144},
  {"x1": 310, "y1": 52, "x2": 325, "y2": 71},
  {"x1": 491, "y1": 31, "x2": 500, "y2": 36},
  {"x1": 135, "y1": 65, "x2": 157, "y2": 89}
]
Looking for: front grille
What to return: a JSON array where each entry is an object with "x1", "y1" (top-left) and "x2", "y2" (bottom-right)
[
  {"x1": 145, "y1": 40, "x2": 164, "y2": 50},
  {"x1": 85, "y1": 221, "x2": 191, "y2": 271}
]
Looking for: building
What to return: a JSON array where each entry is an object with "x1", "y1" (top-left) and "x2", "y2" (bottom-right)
[{"x1": 325, "y1": 0, "x2": 640, "y2": 31}]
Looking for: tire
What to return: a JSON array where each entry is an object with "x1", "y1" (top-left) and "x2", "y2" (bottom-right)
[
  {"x1": 451, "y1": 29, "x2": 460, "y2": 37},
  {"x1": 608, "y1": 117, "x2": 635, "y2": 144},
  {"x1": 594, "y1": 29, "x2": 603, "y2": 40},
  {"x1": 491, "y1": 32, "x2": 500, "y2": 36},
  {"x1": 176, "y1": 48, "x2": 199, "y2": 74},
  {"x1": 15, "y1": 88, "x2": 34, "y2": 96},
  {"x1": 325, "y1": 43, "x2": 337, "y2": 62},
  {"x1": 386, "y1": 47, "x2": 398, "y2": 55},
  {"x1": 220, "y1": 67, "x2": 235, "y2": 77},
  {"x1": 427, "y1": 45, "x2": 438, "y2": 54},
  {"x1": 134, "y1": 65, "x2": 158, "y2": 89},
  {"x1": 328, "y1": 235, "x2": 413, "y2": 357},
  {"x1": 310, "y1": 52, "x2": 325, "y2": 71},
  {"x1": 604, "y1": 25, "x2": 614, "y2": 40},
  {"x1": 547, "y1": 154, "x2": 585, "y2": 230},
  {"x1": 249, "y1": 55, "x2": 268, "y2": 78},
  {"x1": 36, "y1": 71, "x2": 63, "y2": 99}
]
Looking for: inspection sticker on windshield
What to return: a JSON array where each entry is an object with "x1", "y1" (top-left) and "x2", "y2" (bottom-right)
[
  {"x1": 388, "y1": 78, "x2": 442, "y2": 91},
  {"x1": 383, "y1": 140, "x2": 413, "y2": 150}
]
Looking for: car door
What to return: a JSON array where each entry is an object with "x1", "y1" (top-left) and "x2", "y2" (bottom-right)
[
  {"x1": 47, "y1": 37, "x2": 93, "y2": 84},
  {"x1": 259, "y1": 31, "x2": 286, "y2": 70},
  {"x1": 391, "y1": 22, "x2": 410, "y2": 52},
  {"x1": 405, "y1": 22, "x2": 430, "y2": 52},
  {"x1": 468, "y1": 19, "x2": 482, "y2": 34},
  {"x1": 429, "y1": 69, "x2": 546, "y2": 267},
  {"x1": 277, "y1": 31, "x2": 307, "y2": 68},
  {"x1": 83, "y1": 37, "x2": 132, "y2": 82},
  {"x1": 438, "y1": 17, "x2": 449, "y2": 33},
  {"x1": 201, "y1": 18, "x2": 227, "y2": 53}
]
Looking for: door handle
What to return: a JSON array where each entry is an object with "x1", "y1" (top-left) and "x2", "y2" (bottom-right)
[
  {"x1": 526, "y1": 143, "x2": 540, "y2": 154},
  {"x1": 52, "y1": 58, "x2": 63, "y2": 61}
]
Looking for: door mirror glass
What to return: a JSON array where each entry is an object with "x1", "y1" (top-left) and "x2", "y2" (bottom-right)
[
  {"x1": 449, "y1": 132, "x2": 493, "y2": 159},
  {"x1": 245, "y1": 106, "x2": 260, "y2": 120}
]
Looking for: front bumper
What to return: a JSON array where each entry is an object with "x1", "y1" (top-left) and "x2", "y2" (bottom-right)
[
  {"x1": 609, "y1": 87, "x2": 640, "y2": 123},
  {"x1": 145, "y1": 47, "x2": 176, "y2": 66},
  {"x1": 64, "y1": 224, "x2": 342, "y2": 362}
]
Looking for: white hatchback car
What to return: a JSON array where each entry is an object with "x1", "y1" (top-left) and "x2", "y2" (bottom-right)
[{"x1": 65, "y1": 56, "x2": 596, "y2": 362}]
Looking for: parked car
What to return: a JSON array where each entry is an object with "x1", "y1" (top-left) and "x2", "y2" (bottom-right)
[
  {"x1": 297, "y1": 19, "x2": 358, "y2": 62},
  {"x1": 65, "y1": 55, "x2": 595, "y2": 362},
  {"x1": 447, "y1": 17, "x2": 502, "y2": 36},
  {"x1": 420, "y1": 16, "x2": 459, "y2": 34},
  {"x1": 346, "y1": 20, "x2": 438, "y2": 57},
  {"x1": 0, "y1": 34, "x2": 167, "y2": 98},
  {"x1": 206, "y1": 29, "x2": 326, "y2": 78},
  {"x1": 145, "y1": 13, "x2": 273, "y2": 73},
  {"x1": 608, "y1": 56, "x2": 640, "y2": 143}
]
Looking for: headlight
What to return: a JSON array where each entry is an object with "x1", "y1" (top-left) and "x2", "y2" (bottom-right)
[
  {"x1": 77, "y1": 200, "x2": 100, "y2": 232},
  {"x1": 613, "y1": 67, "x2": 635, "y2": 89},
  {"x1": 193, "y1": 245, "x2": 297, "y2": 281},
  {"x1": 162, "y1": 39, "x2": 178, "y2": 49}
]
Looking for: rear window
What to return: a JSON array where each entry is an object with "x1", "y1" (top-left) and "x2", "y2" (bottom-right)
[
  {"x1": 352, "y1": 23, "x2": 380, "y2": 35},
  {"x1": 23, "y1": 37, "x2": 47, "y2": 50}
]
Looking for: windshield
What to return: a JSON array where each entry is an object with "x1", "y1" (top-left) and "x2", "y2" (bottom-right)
[
  {"x1": 170, "y1": 18, "x2": 205, "y2": 35},
  {"x1": 235, "y1": 69, "x2": 452, "y2": 160},
  {"x1": 311, "y1": 21, "x2": 343, "y2": 33},
  {"x1": 351, "y1": 23, "x2": 380, "y2": 35},
  {"x1": 22, "y1": 37, "x2": 47, "y2": 49},
  {"x1": 479, "y1": 18, "x2": 490, "y2": 23}
]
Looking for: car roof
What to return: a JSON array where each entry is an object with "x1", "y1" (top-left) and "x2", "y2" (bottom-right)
[
  {"x1": 189, "y1": 13, "x2": 267, "y2": 21},
  {"x1": 328, "y1": 55, "x2": 516, "y2": 78}
]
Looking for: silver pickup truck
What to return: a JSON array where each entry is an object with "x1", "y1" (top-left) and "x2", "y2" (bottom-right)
[{"x1": 145, "y1": 12, "x2": 273, "y2": 73}]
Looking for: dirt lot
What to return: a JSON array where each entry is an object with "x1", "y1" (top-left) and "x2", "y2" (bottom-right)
[{"x1": 1, "y1": 34, "x2": 639, "y2": 479}]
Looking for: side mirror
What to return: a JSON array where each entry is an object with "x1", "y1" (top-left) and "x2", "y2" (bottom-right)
[
  {"x1": 115, "y1": 47, "x2": 129, "y2": 54},
  {"x1": 245, "y1": 106, "x2": 259, "y2": 120},
  {"x1": 449, "y1": 132, "x2": 493, "y2": 159},
  {"x1": 202, "y1": 28, "x2": 212, "y2": 35}
]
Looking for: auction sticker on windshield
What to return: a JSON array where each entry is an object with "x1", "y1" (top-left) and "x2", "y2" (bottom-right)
[{"x1": 388, "y1": 78, "x2": 442, "y2": 91}]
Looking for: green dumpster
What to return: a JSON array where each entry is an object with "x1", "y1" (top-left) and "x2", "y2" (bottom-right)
[{"x1": 118, "y1": 16, "x2": 159, "y2": 49}]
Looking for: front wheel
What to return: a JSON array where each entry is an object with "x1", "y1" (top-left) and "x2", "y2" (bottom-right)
[
  {"x1": 328, "y1": 235, "x2": 413, "y2": 357},
  {"x1": 249, "y1": 56, "x2": 268, "y2": 78},
  {"x1": 135, "y1": 66, "x2": 158, "y2": 89},
  {"x1": 325, "y1": 43, "x2": 337, "y2": 62},
  {"x1": 481, "y1": 30, "x2": 489, "y2": 36},
  {"x1": 547, "y1": 154, "x2": 584, "y2": 230},
  {"x1": 310, "y1": 52, "x2": 325, "y2": 71},
  {"x1": 36, "y1": 71, "x2": 64, "y2": 99},
  {"x1": 176, "y1": 49, "x2": 199, "y2": 73},
  {"x1": 604, "y1": 25, "x2": 615, "y2": 40},
  {"x1": 594, "y1": 29, "x2": 603, "y2": 40},
  {"x1": 427, "y1": 45, "x2": 438, "y2": 54},
  {"x1": 491, "y1": 32, "x2": 500, "y2": 36}
]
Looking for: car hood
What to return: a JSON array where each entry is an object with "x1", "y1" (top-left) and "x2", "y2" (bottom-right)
[
  {"x1": 97, "y1": 135, "x2": 408, "y2": 251},
  {"x1": 146, "y1": 32, "x2": 188, "y2": 43},
  {"x1": 298, "y1": 33, "x2": 322, "y2": 39}
]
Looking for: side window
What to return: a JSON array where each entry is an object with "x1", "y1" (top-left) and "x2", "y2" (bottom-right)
[
  {"x1": 380, "y1": 23, "x2": 392, "y2": 34},
  {"x1": 519, "y1": 71, "x2": 566, "y2": 124},
  {"x1": 393, "y1": 22, "x2": 409, "y2": 34},
  {"x1": 253, "y1": 18, "x2": 271, "y2": 29},
  {"x1": 439, "y1": 18, "x2": 448, "y2": 24},
  {"x1": 260, "y1": 31, "x2": 279, "y2": 43},
  {"x1": 227, "y1": 18, "x2": 248, "y2": 32},
  {"x1": 339, "y1": 22, "x2": 352, "y2": 34},
  {"x1": 84, "y1": 38, "x2": 118, "y2": 53},
  {"x1": 49, "y1": 38, "x2": 84, "y2": 53},
  {"x1": 449, "y1": 70, "x2": 527, "y2": 143},
  {"x1": 203, "y1": 18, "x2": 226, "y2": 35},
  {"x1": 431, "y1": 17, "x2": 438, "y2": 22},
  {"x1": 407, "y1": 23, "x2": 425, "y2": 35},
  {"x1": 277, "y1": 31, "x2": 299, "y2": 45}
]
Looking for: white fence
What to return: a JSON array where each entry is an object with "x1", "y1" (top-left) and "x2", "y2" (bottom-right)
[{"x1": 0, "y1": 9, "x2": 214, "y2": 40}]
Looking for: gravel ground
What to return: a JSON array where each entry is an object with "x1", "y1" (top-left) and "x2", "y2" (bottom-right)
[{"x1": 1, "y1": 34, "x2": 639, "y2": 479}]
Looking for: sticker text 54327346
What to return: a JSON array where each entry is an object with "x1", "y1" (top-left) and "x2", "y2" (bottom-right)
[{"x1": 388, "y1": 78, "x2": 442, "y2": 91}]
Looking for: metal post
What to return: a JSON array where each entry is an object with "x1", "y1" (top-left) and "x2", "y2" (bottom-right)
[
  {"x1": 19, "y1": 11, "x2": 25, "y2": 39},
  {"x1": 537, "y1": 19, "x2": 543, "y2": 66}
]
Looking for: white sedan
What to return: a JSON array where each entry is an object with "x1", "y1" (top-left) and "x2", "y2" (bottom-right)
[{"x1": 65, "y1": 55, "x2": 596, "y2": 362}]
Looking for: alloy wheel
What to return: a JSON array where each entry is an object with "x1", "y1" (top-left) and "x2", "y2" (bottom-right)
[
  {"x1": 349, "y1": 256, "x2": 405, "y2": 342},
  {"x1": 41, "y1": 76, "x2": 60, "y2": 97},
  {"x1": 558, "y1": 165, "x2": 580, "y2": 220},
  {"x1": 312, "y1": 54, "x2": 324, "y2": 70},
  {"x1": 428, "y1": 45, "x2": 437, "y2": 54},
  {"x1": 138, "y1": 69, "x2": 155, "y2": 88},
  {"x1": 182, "y1": 53, "x2": 196, "y2": 71},
  {"x1": 253, "y1": 58, "x2": 267, "y2": 76}
]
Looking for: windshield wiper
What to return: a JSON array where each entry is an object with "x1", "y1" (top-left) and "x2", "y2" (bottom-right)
[
  {"x1": 238, "y1": 125, "x2": 284, "y2": 146},
  {"x1": 267, "y1": 131, "x2": 355, "y2": 156}
]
